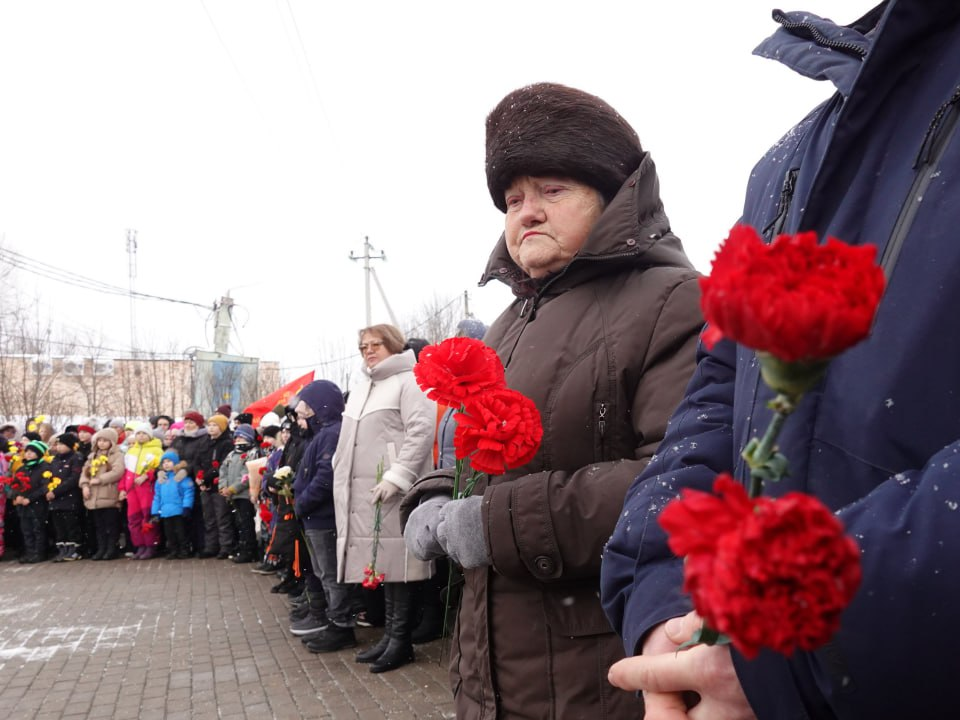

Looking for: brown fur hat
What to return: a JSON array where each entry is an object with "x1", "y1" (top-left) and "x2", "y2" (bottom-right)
[{"x1": 485, "y1": 82, "x2": 643, "y2": 213}]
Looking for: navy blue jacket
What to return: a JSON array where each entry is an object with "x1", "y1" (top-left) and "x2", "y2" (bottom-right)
[
  {"x1": 601, "y1": 3, "x2": 960, "y2": 718},
  {"x1": 292, "y1": 380, "x2": 344, "y2": 530}
]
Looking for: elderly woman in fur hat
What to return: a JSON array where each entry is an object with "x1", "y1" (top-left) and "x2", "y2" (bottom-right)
[{"x1": 402, "y1": 83, "x2": 704, "y2": 719}]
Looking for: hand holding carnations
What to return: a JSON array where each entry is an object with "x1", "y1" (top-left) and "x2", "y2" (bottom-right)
[{"x1": 656, "y1": 225, "x2": 882, "y2": 659}]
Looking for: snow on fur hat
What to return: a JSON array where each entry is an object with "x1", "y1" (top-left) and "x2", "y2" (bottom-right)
[
  {"x1": 161, "y1": 450, "x2": 180, "y2": 465},
  {"x1": 485, "y1": 82, "x2": 643, "y2": 213},
  {"x1": 233, "y1": 424, "x2": 256, "y2": 443}
]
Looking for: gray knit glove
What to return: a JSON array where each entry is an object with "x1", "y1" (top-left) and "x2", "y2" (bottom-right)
[
  {"x1": 437, "y1": 495, "x2": 490, "y2": 569},
  {"x1": 403, "y1": 494, "x2": 450, "y2": 561}
]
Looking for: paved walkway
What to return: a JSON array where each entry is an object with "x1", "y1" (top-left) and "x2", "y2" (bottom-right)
[{"x1": 0, "y1": 555, "x2": 455, "y2": 719}]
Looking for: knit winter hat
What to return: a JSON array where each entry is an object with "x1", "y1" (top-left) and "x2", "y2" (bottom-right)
[
  {"x1": 183, "y1": 410, "x2": 205, "y2": 427},
  {"x1": 24, "y1": 439, "x2": 48, "y2": 457},
  {"x1": 258, "y1": 412, "x2": 281, "y2": 430},
  {"x1": 56, "y1": 432, "x2": 78, "y2": 449},
  {"x1": 161, "y1": 450, "x2": 180, "y2": 465},
  {"x1": 216, "y1": 404, "x2": 232, "y2": 417},
  {"x1": 207, "y1": 414, "x2": 229, "y2": 433},
  {"x1": 233, "y1": 424, "x2": 256, "y2": 443},
  {"x1": 133, "y1": 422, "x2": 153, "y2": 436},
  {"x1": 485, "y1": 82, "x2": 643, "y2": 213}
]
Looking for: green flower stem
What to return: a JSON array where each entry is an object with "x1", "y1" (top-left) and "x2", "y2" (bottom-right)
[{"x1": 746, "y1": 399, "x2": 791, "y2": 498}]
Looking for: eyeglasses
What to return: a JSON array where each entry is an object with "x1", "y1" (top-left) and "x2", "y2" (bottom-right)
[{"x1": 358, "y1": 340, "x2": 384, "y2": 352}]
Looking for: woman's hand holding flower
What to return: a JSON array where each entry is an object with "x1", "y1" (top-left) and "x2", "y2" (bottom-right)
[{"x1": 370, "y1": 479, "x2": 401, "y2": 505}]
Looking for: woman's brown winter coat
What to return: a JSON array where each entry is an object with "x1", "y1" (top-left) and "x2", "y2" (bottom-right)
[
  {"x1": 79, "y1": 428, "x2": 124, "y2": 510},
  {"x1": 404, "y1": 154, "x2": 704, "y2": 719}
]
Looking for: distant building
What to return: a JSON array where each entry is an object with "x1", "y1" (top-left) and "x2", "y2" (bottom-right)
[{"x1": 0, "y1": 352, "x2": 281, "y2": 420}]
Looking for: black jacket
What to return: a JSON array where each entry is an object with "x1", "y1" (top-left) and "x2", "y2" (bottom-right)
[
  {"x1": 197, "y1": 432, "x2": 233, "y2": 490},
  {"x1": 47, "y1": 451, "x2": 84, "y2": 511}
]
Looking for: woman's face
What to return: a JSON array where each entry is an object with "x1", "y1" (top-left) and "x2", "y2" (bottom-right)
[
  {"x1": 504, "y1": 176, "x2": 603, "y2": 279},
  {"x1": 360, "y1": 332, "x2": 393, "y2": 369},
  {"x1": 182, "y1": 419, "x2": 198, "y2": 433}
]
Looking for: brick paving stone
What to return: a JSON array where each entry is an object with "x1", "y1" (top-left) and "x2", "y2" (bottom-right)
[{"x1": 0, "y1": 555, "x2": 454, "y2": 719}]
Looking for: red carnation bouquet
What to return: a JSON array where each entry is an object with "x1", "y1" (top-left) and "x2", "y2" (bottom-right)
[
  {"x1": 414, "y1": 336, "x2": 544, "y2": 638},
  {"x1": 414, "y1": 336, "x2": 543, "y2": 497},
  {"x1": 659, "y1": 225, "x2": 883, "y2": 658},
  {"x1": 1, "y1": 470, "x2": 31, "y2": 499}
]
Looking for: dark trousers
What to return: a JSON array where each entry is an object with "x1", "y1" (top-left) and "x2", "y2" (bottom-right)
[
  {"x1": 200, "y1": 490, "x2": 220, "y2": 554},
  {"x1": 232, "y1": 498, "x2": 257, "y2": 559},
  {"x1": 163, "y1": 515, "x2": 189, "y2": 557},
  {"x1": 186, "y1": 497, "x2": 203, "y2": 555},
  {"x1": 304, "y1": 527, "x2": 357, "y2": 627},
  {"x1": 17, "y1": 502, "x2": 48, "y2": 559},
  {"x1": 213, "y1": 492, "x2": 236, "y2": 554},
  {"x1": 92, "y1": 507, "x2": 121, "y2": 556},
  {"x1": 51, "y1": 509, "x2": 81, "y2": 546}
]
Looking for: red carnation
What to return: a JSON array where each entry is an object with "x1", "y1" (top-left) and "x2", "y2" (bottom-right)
[
  {"x1": 362, "y1": 565, "x2": 385, "y2": 590},
  {"x1": 454, "y1": 387, "x2": 543, "y2": 475},
  {"x1": 700, "y1": 225, "x2": 885, "y2": 362},
  {"x1": 414, "y1": 337, "x2": 505, "y2": 406},
  {"x1": 212, "y1": 461, "x2": 220, "y2": 469},
  {"x1": 659, "y1": 474, "x2": 861, "y2": 659}
]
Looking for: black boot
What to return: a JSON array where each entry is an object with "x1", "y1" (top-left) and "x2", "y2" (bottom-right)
[
  {"x1": 306, "y1": 624, "x2": 357, "y2": 653},
  {"x1": 411, "y1": 578, "x2": 445, "y2": 644},
  {"x1": 357, "y1": 583, "x2": 393, "y2": 663},
  {"x1": 370, "y1": 583, "x2": 415, "y2": 673}
]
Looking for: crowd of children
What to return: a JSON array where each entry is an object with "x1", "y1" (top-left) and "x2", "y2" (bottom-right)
[
  {"x1": 0, "y1": 358, "x2": 450, "y2": 673},
  {"x1": 0, "y1": 408, "x2": 277, "y2": 564}
]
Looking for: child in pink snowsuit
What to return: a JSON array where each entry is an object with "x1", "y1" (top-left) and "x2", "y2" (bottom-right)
[{"x1": 119, "y1": 422, "x2": 163, "y2": 559}]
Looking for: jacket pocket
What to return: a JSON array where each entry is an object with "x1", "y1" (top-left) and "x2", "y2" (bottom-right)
[{"x1": 543, "y1": 584, "x2": 615, "y2": 637}]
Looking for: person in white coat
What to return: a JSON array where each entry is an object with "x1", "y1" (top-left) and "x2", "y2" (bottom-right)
[{"x1": 332, "y1": 323, "x2": 436, "y2": 673}]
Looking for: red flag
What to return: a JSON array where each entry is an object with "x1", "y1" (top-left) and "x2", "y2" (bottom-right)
[{"x1": 244, "y1": 371, "x2": 315, "y2": 426}]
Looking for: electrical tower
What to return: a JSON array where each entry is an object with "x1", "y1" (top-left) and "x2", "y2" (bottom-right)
[{"x1": 349, "y1": 236, "x2": 398, "y2": 327}]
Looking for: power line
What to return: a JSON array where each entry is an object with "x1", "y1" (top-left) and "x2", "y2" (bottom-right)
[
  {"x1": 0, "y1": 247, "x2": 211, "y2": 309},
  {"x1": 281, "y1": 0, "x2": 336, "y2": 140},
  {"x1": 0, "y1": 332, "x2": 184, "y2": 358}
]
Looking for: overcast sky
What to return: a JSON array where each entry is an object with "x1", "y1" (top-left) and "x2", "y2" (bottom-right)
[{"x1": 0, "y1": 0, "x2": 868, "y2": 387}]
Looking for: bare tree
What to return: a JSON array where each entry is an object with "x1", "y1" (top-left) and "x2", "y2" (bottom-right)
[
  {"x1": 401, "y1": 293, "x2": 464, "y2": 344},
  {"x1": 313, "y1": 336, "x2": 358, "y2": 393}
]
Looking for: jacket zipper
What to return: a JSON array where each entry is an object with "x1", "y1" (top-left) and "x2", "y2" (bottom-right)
[
  {"x1": 881, "y1": 86, "x2": 960, "y2": 278},
  {"x1": 772, "y1": 9, "x2": 868, "y2": 58},
  {"x1": 597, "y1": 402, "x2": 608, "y2": 461},
  {"x1": 762, "y1": 168, "x2": 799, "y2": 240}
]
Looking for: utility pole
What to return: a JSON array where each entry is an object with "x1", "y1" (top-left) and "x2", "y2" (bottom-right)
[
  {"x1": 213, "y1": 294, "x2": 235, "y2": 354},
  {"x1": 349, "y1": 236, "x2": 397, "y2": 327},
  {"x1": 463, "y1": 290, "x2": 473, "y2": 318},
  {"x1": 126, "y1": 229, "x2": 137, "y2": 354}
]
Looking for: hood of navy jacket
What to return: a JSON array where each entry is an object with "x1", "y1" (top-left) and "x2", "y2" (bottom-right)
[{"x1": 297, "y1": 380, "x2": 345, "y2": 435}]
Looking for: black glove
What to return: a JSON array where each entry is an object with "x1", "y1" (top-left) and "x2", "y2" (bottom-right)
[{"x1": 183, "y1": 506, "x2": 193, "y2": 519}]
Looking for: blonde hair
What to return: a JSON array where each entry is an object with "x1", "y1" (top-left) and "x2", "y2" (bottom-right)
[{"x1": 359, "y1": 324, "x2": 405, "y2": 355}]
